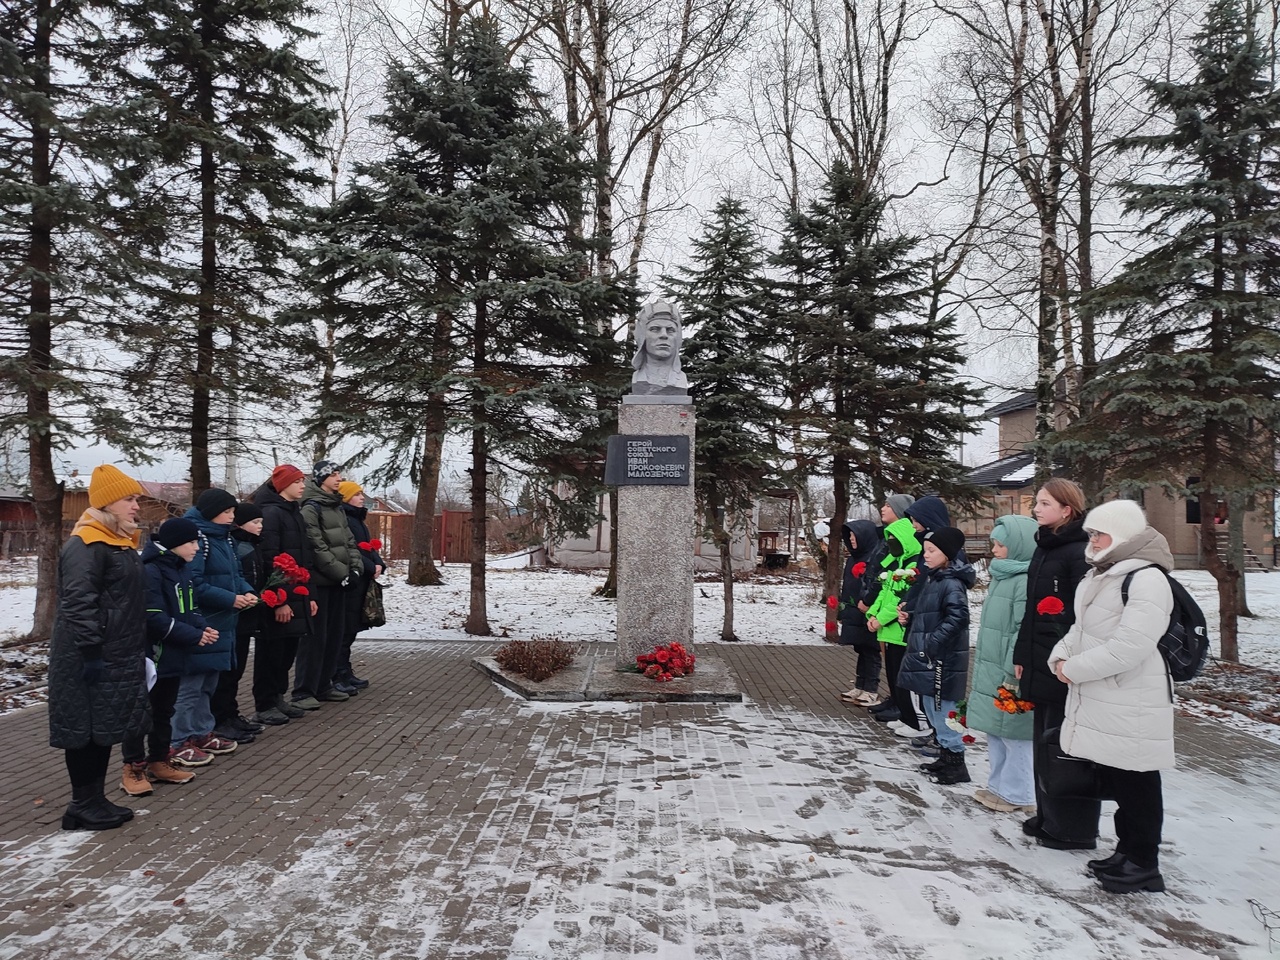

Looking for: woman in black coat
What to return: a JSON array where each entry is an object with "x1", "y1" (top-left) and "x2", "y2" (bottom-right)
[
  {"x1": 48, "y1": 465, "x2": 151, "y2": 830},
  {"x1": 1011, "y1": 477, "x2": 1096, "y2": 849}
]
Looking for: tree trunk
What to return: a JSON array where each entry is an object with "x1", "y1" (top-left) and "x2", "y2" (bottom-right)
[
  {"x1": 594, "y1": 487, "x2": 619, "y2": 597},
  {"x1": 825, "y1": 454, "x2": 849, "y2": 643},
  {"x1": 1200, "y1": 488, "x2": 1238, "y2": 662},
  {"x1": 464, "y1": 295, "x2": 491, "y2": 636},
  {"x1": 706, "y1": 495, "x2": 738, "y2": 641},
  {"x1": 1229, "y1": 492, "x2": 1252, "y2": 617},
  {"x1": 27, "y1": 0, "x2": 59, "y2": 641},
  {"x1": 191, "y1": 0, "x2": 218, "y2": 496},
  {"x1": 407, "y1": 391, "x2": 446, "y2": 586}
]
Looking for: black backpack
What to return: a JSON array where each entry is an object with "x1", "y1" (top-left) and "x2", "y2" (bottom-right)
[{"x1": 1120, "y1": 565, "x2": 1210, "y2": 682}]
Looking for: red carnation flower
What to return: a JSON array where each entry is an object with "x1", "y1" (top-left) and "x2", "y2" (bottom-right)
[
  {"x1": 370, "y1": 539, "x2": 383, "y2": 550},
  {"x1": 261, "y1": 589, "x2": 284, "y2": 608},
  {"x1": 359, "y1": 541, "x2": 372, "y2": 551},
  {"x1": 826, "y1": 595, "x2": 838, "y2": 609},
  {"x1": 852, "y1": 562, "x2": 867, "y2": 576},
  {"x1": 293, "y1": 586, "x2": 309, "y2": 596},
  {"x1": 1037, "y1": 596, "x2": 1066, "y2": 616},
  {"x1": 644, "y1": 664, "x2": 661, "y2": 678},
  {"x1": 655, "y1": 649, "x2": 671, "y2": 663}
]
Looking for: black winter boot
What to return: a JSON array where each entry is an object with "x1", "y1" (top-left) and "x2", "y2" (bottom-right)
[
  {"x1": 1097, "y1": 859, "x2": 1165, "y2": 894},
  {"x1": 93, "y1": 775, "x2": 134, "y2": 822},
  {"x1": 918, "y1": 753, "x2": 947, "y2": 774},
  {"x1": 929, "y1": 749, "x2": 971, "y2": 785},
  {"x1": 1086, "y1": 849, "x2": 1126, "y2": 877},
  {"x1": 62, "y1": 781, "x2": 129, "y2": 831}
]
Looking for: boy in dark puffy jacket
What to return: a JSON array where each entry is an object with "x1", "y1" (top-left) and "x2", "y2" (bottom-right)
[
  {"x1": 210, "y1": 502, "x2": 268, "y2": 742},
  {"x1": 898, "y1": 526, "x2": 976, "y2": 785},
  {"x1": 120, "y1": 519, "x2": 218, "y2": 796}
]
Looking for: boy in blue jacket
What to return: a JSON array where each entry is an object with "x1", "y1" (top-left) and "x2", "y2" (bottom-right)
[
  {"x1": 120, "y1": 519, "x2": 218, "y2": 795},
  {"x1": 898, "y1": 526, "x2": 976, "y2": 786},
  {"x1": 171, "y1": 489, "x2": 257, "y2": 766}
]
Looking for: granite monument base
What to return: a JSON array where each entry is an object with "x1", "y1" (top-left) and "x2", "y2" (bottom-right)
[
  {"x1": 472, "y1": 646, "x2": 741, "y2": 703},
  {"x1": 615, "y1": 401, "x2": 696, "y2": 667}
]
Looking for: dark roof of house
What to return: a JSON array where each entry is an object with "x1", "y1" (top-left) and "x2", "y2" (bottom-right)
[
  {"x1": 984, "y1": 390, "x2": 1036, "y2": 418},
  {"x1": 967, "y1": 452, "x2": 1038, "y2": 490}
]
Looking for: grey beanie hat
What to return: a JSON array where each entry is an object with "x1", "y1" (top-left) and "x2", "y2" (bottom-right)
[{"x1": 885, "y1": 494, "x2": 916, "y2": 520}]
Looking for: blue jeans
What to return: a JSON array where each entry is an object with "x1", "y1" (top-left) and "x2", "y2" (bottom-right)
[
  {"x1": 171, "y1": 670, "x2": 219, "y2": 747},
  {"x1": 986, "y1": 734, "x2": 1035, "y2": 805},
  {"x1": 923, "y1": 697, "x2": 964, "y2": 752}
]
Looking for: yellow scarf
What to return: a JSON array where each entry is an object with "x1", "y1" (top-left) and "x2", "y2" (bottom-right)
[{"x1": 71, "y1": 508, "x2": 141, "y2": 549}]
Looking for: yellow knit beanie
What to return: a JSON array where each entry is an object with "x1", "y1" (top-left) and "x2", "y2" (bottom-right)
[
  {"x1": 88, "y1": 464, "x2": 144, "y2": 509},
  {"x1": 338, "y1": 480, "x2": 364, "y2": 503}
]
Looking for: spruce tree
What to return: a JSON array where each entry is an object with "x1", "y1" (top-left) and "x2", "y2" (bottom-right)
[
  {"x1": 773, "y1": 161, "x2": 980, "y2": 616},
  {"x1": 663, "y1": 197, "x2": 781, "y2": 641},
  {"x1": 106, "y1": 0, "x2": 331, "y2": 494},
  {"x1": 1052, "y1": 0, "x2": 1280, "y2": 661},
  {"x1": 308, "y1": 17, "x2": 612, "y2": 630},
  {"x1": 0, "y1": 0, "x2": 157, "y2": 637}
]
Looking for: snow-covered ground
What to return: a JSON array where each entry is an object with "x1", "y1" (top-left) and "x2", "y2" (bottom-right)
[
  {"x1": 3, "y1": 558, "x2": 1279, "y2": 740},
  {"x1": 2, "y1": 558, "x2": 1280, "y2": 957}
]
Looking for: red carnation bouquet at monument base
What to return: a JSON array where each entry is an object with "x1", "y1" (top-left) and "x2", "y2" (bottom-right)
[
  {"x1": 632, "y1": 642, "x2": 696, "y2": 682},
  {"x1": 260, "y1": 552, "x2": 311, "y2": 608}
]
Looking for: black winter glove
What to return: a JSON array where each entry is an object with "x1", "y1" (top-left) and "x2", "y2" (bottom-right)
[{"x1": 82, "y1": 658, "x2": 106, "y2": 685}]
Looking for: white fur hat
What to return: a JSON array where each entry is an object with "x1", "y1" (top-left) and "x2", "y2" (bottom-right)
[{"x1": 1083, "y1": 499, "x2": 1148, "y2": 545}]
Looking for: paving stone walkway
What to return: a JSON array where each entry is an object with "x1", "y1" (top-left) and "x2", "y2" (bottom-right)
[{"x1": 0, "y1": 641, "x2": 1276, "y2": 959}]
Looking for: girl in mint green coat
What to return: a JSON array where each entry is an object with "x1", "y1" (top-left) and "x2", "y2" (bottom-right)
[{"x1": 968, "y1": 514, "x2": 1039, "y2": 812}]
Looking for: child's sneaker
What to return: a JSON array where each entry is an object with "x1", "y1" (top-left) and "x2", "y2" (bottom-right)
[
  {"x1": 193, "y1": 733, "x2": 238, "y2": 755},
  {"x1": 169, "y1": 741, "x2": 213, "y2": 768},
  {"x1": 120, "y1": 761, "x2": 154, "y2": 797},
  {"x1": 147, "y1": 759, "x2": 196, "y2": 783}
]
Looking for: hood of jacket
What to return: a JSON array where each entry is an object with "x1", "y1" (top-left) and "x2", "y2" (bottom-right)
[
  {"x1": 183, "y1": 505, "x2": 234, "y2": 540},
  {"x1": 1036, "y1": 516, "x2": 1089, "y2": 551},
  {"x1": 141, "y1": 539, "x2": 185, "y2": 567},
  {"x1": 1088, "y1": 525, "x2": 1174, "y2": 572},
  {"x1": 303, "y1": 479, "x2": 344, "y2": 509},
  {"x1": 929, "y1": 557, "x2": 977, "y2": 588},
  {"x1": 231, "y1": 527, "x2": 261, "y2": 546},
  {"x1": 252, "y1": 481, "x2": 297, "y2": 511},
  {"x1": 883, "y1": 516, "x2": 921, "y2": 560},
  {"x1": 992, "y1": 514, "x2": 1038, "y2": 564},
  {"x1": 904, "y1": 495, "x2": 950, "y2": 533},
  {"x1": 842, "y1": 519, "x2": 880, "y2": 560}
]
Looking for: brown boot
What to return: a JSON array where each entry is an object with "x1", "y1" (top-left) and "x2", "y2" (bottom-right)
[
  {"x1": 121, "y1": 762, "x2": 154, "y2": 797},
  {"x1": 147, "y1": 759, "x2": 195, "y2": 784}
]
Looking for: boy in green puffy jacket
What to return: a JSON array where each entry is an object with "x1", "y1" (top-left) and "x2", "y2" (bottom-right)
[{"x1": 865, "y1": 517, "x2": 923, "y2": 731}]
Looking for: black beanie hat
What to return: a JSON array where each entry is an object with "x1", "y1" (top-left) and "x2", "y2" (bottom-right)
[
  {"x1": 925, "y1": 526, "x2": 966, "y2": 561},
  {"x1": 234, "y1": 502, "x2": 263, "y2": 526},
  {"x1": 155, "y1": 517, "x2": 200, "y2": 549},
  {"x1": 195, "y1": 487, "x2": 238, "y2": 521}
]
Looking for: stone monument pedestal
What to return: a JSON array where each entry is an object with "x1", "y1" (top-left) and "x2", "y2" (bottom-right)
[{"x1": 613, "y1": 400, "x2": 696, "y2": 666}]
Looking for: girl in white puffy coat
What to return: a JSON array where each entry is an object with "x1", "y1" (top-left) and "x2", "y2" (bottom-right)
[{"x1": 1048, "y1": 499, "x2": 1174, "y2": 895}]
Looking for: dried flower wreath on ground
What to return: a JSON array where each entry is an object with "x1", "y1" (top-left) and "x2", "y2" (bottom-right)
[{"x1": 494, "y1": 637, "x2": 578, "y2": 682}]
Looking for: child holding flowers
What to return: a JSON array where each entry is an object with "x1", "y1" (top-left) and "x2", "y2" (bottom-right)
[
  {"x1": 865, "y1": 517, "x2": 923, "y2": 731},
  {"x1": 966, "y1": 515, "x2": 1040, "y2": 813}
]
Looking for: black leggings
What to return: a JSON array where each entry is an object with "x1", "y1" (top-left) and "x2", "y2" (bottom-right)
[
  {"x1": 64, "y1": 742, "x2": 112, "y2": 788},
  {"x1": 1104, "y1": 767, "x2": 1163, "y2": 867},
  {"x1": 123, "y1": 676, "x2": 181, "y2": 764},
  {"x1": 883, "y1": 644, "x2": 922, "y2": 730}
]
